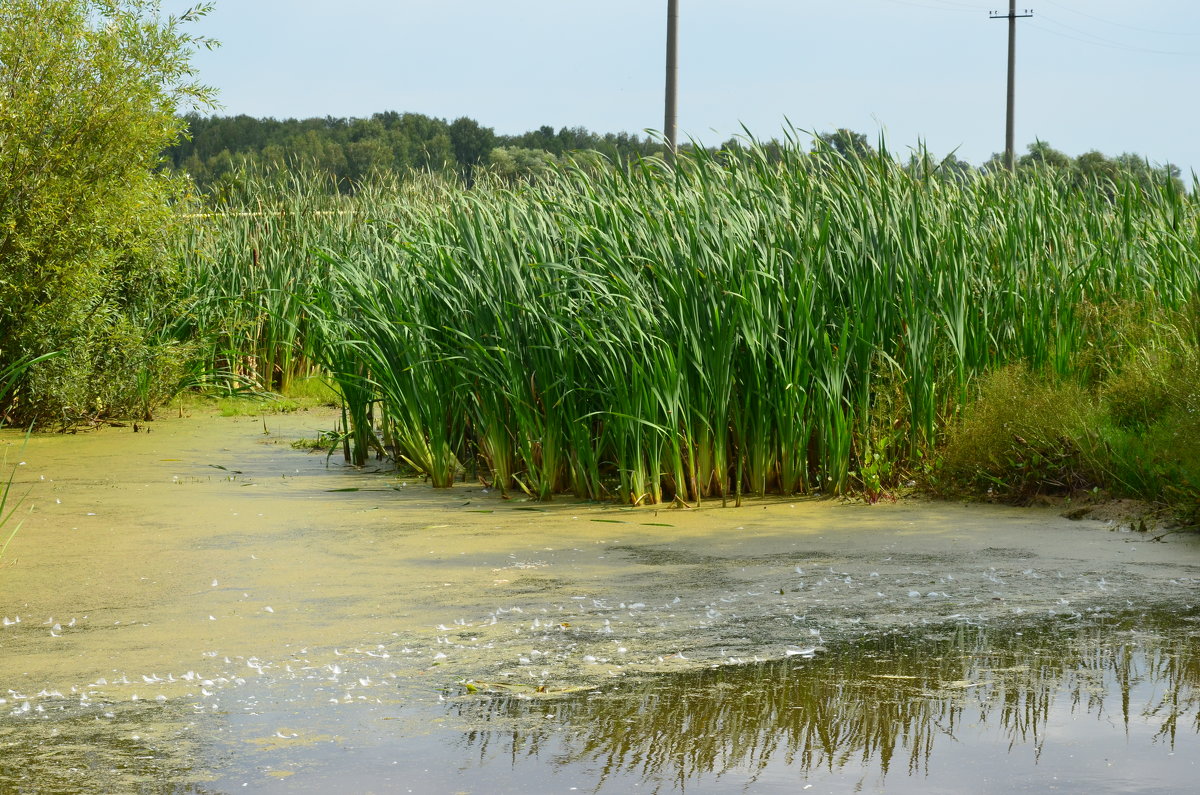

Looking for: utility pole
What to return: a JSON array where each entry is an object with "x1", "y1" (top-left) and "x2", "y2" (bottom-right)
[
  {"x1": 664, "y1": 0, "x2": 679, "y2": 160},
  {"x1": 991, "y1": 3, "x2": 1033, "y2": 171}
]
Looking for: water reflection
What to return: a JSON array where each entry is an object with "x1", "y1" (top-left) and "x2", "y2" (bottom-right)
[
  {"x1": 449, "y1": 609, "x2": 1200, "y2": 790},
  {"x1": 3, "y1": 609, "x2": 1197, "y2": 793}
]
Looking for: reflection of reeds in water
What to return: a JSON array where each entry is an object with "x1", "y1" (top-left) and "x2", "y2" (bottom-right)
[{"x1": 448, "y1": 611, "x2": 1199, "y2": 788}]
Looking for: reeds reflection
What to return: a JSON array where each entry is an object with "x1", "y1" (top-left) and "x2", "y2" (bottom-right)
[{"x1": 448, "y1": 609, "x2": 1200, "y2": 789}]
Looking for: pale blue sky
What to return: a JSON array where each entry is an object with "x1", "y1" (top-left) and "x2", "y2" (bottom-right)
[{"x1": 172, "y1": 0, "x2": 1199, "y2": 174}]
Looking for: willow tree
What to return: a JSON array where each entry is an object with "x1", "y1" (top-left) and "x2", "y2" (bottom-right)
[{"x1": 0, "y1": 0, "x2": 215, "y2": 424}]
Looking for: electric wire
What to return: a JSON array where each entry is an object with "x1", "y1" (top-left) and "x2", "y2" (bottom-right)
[
  {"x1": 1030, "y1": 14, "x2": 1199, "y2": 56},
  {"x1": 1040, "y1": 0, "x2": 1200, "y2": 38}
]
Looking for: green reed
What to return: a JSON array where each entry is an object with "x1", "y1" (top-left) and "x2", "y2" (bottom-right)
[{"x1": 181, "y1": 138, "x2": 1198, "y2": 503}]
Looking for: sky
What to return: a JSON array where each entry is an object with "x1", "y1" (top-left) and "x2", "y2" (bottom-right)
[{"x1": 169, "y1": 0, "x2": 1200, "y2": 175}]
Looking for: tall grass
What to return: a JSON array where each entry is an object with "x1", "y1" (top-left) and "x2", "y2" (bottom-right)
[
  {"x1": 175, "y1": 167, "x2": 459, "y2": 395},
  {"x1": 180, "y1": 138, "x2": 1199, "y2": 505}
]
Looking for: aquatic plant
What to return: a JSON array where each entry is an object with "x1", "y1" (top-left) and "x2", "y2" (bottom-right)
[
  {"x1": 182, "y1": 135, "x2": 1200, "y2": 507},
  {"x1": 0, "y1": 356, "x2": 46, "y2": 563},
  {"x1": 0, "y1": 434, "x2": 31, "y2": 566}
]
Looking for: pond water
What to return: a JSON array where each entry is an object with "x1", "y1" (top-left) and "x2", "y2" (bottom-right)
[{"x1": 1, "y1": 409, "x2": 1197, "y2": 793}]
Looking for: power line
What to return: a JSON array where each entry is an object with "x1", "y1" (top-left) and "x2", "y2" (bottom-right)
[
  {"x1": 1040, "y1": 0, "x2": 1200, "y2": 38},
  {"x1": 1032, "y1": 14, "x2": 1199, "y2": 56}
]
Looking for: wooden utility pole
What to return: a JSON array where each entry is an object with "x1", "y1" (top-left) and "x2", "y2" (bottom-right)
[
  {"x1": 664, "y1": 0, "x2": 679, "y2": 160},
  {"x1": 991, "y1": 3, "x2": 1033, "y2": 170}
]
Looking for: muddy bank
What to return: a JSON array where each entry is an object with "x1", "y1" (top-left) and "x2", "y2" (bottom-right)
[{"x1": 1, "y1": 408, "x2": 1198, "y2": 790}]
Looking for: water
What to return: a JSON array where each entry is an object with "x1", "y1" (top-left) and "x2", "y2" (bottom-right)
[
  {"x1": 3, "y1": 610, "x2": 1195, "y2": 793},
  {"x1": 1, "y1": 410, "x2": 1197, "y2": 792}
]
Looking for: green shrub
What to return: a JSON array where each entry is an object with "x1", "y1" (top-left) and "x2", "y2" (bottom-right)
[
  {"x1": 0, "y1": 0, "x2": 214, "y2": 426},
  {"x1": 941, "y1": 365, "x2": 1102, "y2": 500},
  {"x1": 1093, "y1": 321, "x2": 1200, "y2": 513}
]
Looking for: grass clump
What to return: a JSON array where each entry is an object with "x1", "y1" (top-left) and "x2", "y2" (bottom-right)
[
  {"x1": 1091, "y1": 309, "x2": 1200, "y2": 515},
  {"x1": 941, "y1": 307, "x2": 1200, "y2": 521},
  {"x1": 940, "y1": 365, "x2": 1102, "y2": 502}
]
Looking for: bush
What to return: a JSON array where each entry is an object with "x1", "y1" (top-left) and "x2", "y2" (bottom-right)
[
  {"x1": 0, "y1": 0, "x2": 214, "y2": 425},
  {"x1": 1093, "y1": 313, "x2": 1200, "y2": 512},
  {"x1": 940, "y1": 365, "x2": 1102, "y2": 501}
]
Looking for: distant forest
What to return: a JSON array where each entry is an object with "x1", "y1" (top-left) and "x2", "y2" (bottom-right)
[
  {"x1": 167, "y1": 112, "x2": 662, "y2": 191},
  {"x1": 166, "y1": 112, "x2": 1185, "y2": 194}
]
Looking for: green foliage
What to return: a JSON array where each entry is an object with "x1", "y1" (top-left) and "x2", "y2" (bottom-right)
[
  {"x1": 940, "y1": 306, "x2": 1200, "y2": 517},
  {"x1": 184, "y1": 132, "x2": 1199, "y2": 507},
  {"x1": 813, "y1": 128, "x2": 876, "y2": 160},
  {"x1": 981, "y1": 140, "x2": 1184, "y2": 195},
  {"x1": 448, "y1": 116, "x2": 496, "y2": 173},
  {"x1": 486, "y1": 146, "x2": 560, "y2": 180},
  {"x1": 177, "y1": 165, "x2": 458, "y2": 396},
  {"x1": 941, "y1": 366, "x2": 1102, "y2": 501},
  {"x1": 1090, "y1": 307, "x2": 1200, "y2": 510},
  {"x1": 0, "y1": 0, "x2": 215, "y2": 425},
  {"x1": 169, "y1": 113, "x2": 662, "y2": 193},
  {"x1": 1019, "y1": 140, "x2": 1073, "y2": 171}
]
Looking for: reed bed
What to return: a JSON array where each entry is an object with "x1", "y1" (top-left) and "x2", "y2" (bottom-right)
[
  {"x1": 177, "y1": 168, "x2": 459, "y2": 394},
  {"x1": 180, "y1": 140, "x2": 1199, "y2": 505}
]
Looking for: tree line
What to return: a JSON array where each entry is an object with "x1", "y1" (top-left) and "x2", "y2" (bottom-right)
[
  {"x1": 168, "y1": 114, "x2": 1186, "y2": 196},
  {"x1": 166, "y1": 112, "x2": 662, "y2": 190}
]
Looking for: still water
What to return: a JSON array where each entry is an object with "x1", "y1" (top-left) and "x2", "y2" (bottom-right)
[
  {"x1": 3, "y1": 610, "x2": 1196, "y2": 793},
  {"x1": 1, "y1": 411, "x2": 1197, "y2": 792}
]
